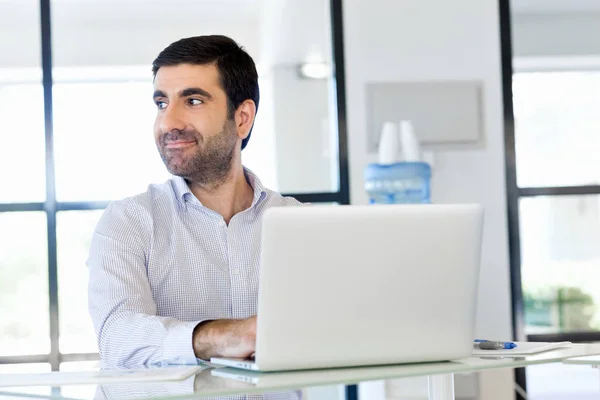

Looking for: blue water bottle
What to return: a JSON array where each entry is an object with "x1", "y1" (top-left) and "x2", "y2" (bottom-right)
[{"x1": 364, "y1": 162, "x2": 431, "y2": 204}]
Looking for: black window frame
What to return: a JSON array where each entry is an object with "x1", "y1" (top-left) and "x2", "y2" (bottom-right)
[{"x1": 499, "y1": 0, "x2": 600, "y2": 397}]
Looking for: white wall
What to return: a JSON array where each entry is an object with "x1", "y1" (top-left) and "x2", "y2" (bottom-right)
[{"x1": 342, "y1": 0, "x2": 514, "y2": 399}]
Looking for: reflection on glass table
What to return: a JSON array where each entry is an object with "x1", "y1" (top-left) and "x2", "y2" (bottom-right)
[
  {"x1": 97, "y1": 368, "x2": 302, "y2": 400},
  {"x1": 2, "y1": 344, "x2": 600, "y2": 400}
]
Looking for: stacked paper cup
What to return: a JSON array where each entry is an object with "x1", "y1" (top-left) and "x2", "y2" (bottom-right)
[{"x1": 364, "y1": 120, "x2": 431, "y2": 204}]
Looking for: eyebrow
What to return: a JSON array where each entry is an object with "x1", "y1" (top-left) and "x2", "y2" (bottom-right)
[{"x1": 153, "y1": 87, "x2": 213, "y2": 100}]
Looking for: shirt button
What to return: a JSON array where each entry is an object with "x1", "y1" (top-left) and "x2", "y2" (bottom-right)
[
  {"x1": 219, "y1": 220, "x2": 226, "y2": 227},
  {"x1": 232, "y1": 269, "x2": 240, "y2": 275}
]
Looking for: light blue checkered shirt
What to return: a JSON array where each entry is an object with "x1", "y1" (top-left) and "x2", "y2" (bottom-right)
[{"x1": 87, "y1": 168, "x2": 301, "y2": 368}]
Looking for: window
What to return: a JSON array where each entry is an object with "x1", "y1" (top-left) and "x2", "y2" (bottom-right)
[{"x1": 512, "y1": 71, "x2": 600, "y2": 336}]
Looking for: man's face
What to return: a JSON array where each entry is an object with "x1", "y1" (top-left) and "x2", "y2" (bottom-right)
[{"x1": 153, "y1": 63, "x2": 239, "y2": 185}]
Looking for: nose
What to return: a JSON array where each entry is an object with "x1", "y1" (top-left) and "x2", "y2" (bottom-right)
[{"x1": 158, "y1": 104, "x2": 186, "y2": 134}]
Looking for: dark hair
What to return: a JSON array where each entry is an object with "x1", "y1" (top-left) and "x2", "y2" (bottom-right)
[{"x1": 152, "y1": 35, "x2": 259, "y2": 150}]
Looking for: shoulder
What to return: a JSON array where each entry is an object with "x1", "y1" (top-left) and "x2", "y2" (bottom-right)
[
  {"x1": 95, "y1": 180, "x2": 176, "y2": 242},
  {"x1": 262, "y1": 188, "x2": 304, "y2": 208}
]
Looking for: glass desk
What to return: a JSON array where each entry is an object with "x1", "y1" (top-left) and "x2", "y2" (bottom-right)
[
  {"x1": 2, "y1": 343, "x2": 600, "y2": 400},
  {"x1": 563, "y1": 354, "x2": 600, "y2": 393}
]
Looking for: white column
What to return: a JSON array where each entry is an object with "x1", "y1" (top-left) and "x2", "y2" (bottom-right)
[{"x1": 428, "y1": 374, "x2": 455, "y2": 400}]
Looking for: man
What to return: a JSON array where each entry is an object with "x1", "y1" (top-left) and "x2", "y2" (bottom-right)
[{"x1": 87, "y1": 35, "x2": 301, "y2": 368}]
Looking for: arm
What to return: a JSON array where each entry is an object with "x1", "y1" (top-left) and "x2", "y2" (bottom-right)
[
  {"x1": 88, "y1": 227, "x2": 200, "y2": 368},
  {"x1": 87, "y1": 202, "x2": 256, "y2": 368}
]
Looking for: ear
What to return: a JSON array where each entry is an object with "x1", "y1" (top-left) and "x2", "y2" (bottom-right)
[{"x1": 234, "y1": 99, "x2": 257, "y2": 141}]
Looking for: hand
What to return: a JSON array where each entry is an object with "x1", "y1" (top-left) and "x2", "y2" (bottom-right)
[
  {"x1": 193, "y1": 316, "x2": 256, "y2": 360},
  {"x1": 220, "y1": 316, "x2": 256, "y2": 358}
]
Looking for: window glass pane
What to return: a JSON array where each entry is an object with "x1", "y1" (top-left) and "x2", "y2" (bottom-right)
[
  {"x1": 0, "y1": 1, "x2": 45, "y2": 203},
  {"x1": 0, "y1": 212, "x2": 49, "y2": 356},
  {"x1": 57, "y1": 210, "x2": 104, "y2": 354},
  {"x1": 514, "y1": 71, "x2": 600, "y2": 188},
  {"x1": 53, "y1": 81, "x2": 170, "y2": 202},
  {"x1": 520, "y1": 195, "x2": 600, "y2": 334},
  {"x1": 51, "y1": 0, "x2": 340, "y2": 198}
]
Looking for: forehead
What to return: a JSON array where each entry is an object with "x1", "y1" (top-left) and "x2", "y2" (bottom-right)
[{"x1": 153, "y1": 63, "x2": 223, "y2": 94}]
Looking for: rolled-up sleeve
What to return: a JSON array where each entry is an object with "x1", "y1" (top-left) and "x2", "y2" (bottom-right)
[{"x1": 87, "y1": 201, "x2": 202, "y2": 368}]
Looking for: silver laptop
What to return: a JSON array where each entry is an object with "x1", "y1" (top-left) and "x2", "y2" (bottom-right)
[{"x1": 211, "y1": 204, "x2": 483, "y2": 372}]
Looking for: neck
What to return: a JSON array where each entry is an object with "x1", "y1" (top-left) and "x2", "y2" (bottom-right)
[{"x1": 187, "y1": 164, "x2": 255, "y2": 225}]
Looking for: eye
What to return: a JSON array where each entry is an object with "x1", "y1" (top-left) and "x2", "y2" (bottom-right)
[
  {"x1": 155, "y1": 100, "x2": 167, "y2": 109},
  {"x1": 188, "y1": 98, "x2": 203, "y2": 106}
]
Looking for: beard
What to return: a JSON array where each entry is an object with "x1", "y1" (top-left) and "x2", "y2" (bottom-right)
[{"x1": 156, "y1": 120, "x2": 238, "y2": 187}]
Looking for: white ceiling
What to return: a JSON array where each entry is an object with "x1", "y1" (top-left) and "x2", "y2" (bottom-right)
[{"x1": 512, "y1": 0, "x2": 600, "y2": 14}]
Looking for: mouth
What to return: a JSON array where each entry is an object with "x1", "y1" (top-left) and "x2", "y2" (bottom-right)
[{"x1": 164, "y1": 140, "x2": 196, "y2": 149}]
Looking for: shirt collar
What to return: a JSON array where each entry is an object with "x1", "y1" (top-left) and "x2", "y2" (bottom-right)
[
  {"x1": 244, "y1": 167, "x2": 268, "y2": 208},
  {"x1": 172, "y1": 166, "x2": 267, "y2": 209}
]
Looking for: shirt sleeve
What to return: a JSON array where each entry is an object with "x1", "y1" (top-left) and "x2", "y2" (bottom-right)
[{"x1": 87, "y1": 201, "x2": 203, "y2": 368}]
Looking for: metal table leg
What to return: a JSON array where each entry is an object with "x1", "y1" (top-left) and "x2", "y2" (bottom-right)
[{"x1": 345, "y1": 384, "x2": 358, "y2": 400}]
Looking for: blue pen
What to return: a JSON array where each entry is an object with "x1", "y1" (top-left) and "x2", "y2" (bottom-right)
[{"x1": 474, "y1": 339, "x2": 517, "y2": 349}]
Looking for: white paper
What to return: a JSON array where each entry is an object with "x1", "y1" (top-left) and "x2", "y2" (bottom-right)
[{"x1": 0, "y1": 365, "x2": 206, "y2": 387}]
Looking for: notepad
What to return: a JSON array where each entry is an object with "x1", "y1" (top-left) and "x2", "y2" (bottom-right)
[
  {"x1": 0, "y1": 365, "x2": 205, "y2": 387},
  {"x1": 472, "y1": 341, "x2": 572, "y2": 356}
]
